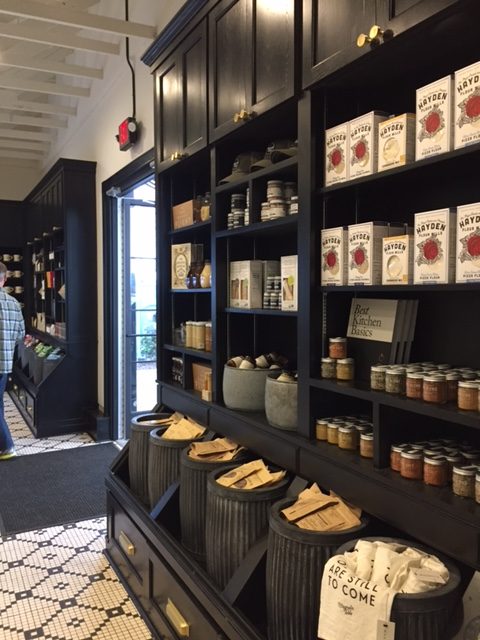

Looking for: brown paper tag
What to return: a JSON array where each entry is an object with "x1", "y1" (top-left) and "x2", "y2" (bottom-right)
[
  {"x1": 282, "y1": 495, "x2": 339, "y2": 523},
  {"x1": 162, "y1": 418, "x2": 206, "y2": 440},
  {"x1": 217, "y1": 459, "x2": 266, "y2": 487},
  {"x1": 296, "y1": 507, "x2": 347, "y2": 531},
  {"x1": 189, "y1": 437, "x2": 238, "y2": 457},
  {"x1": 232, "y1": 467, "x2": 273, "y2": 489}
]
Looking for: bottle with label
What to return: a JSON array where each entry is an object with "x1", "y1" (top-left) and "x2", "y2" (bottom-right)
[
  {"x1": 200, "y1": 260, "x2": 211, "y2": 288},
  {"x1": 200, "y1": 192, "x2": 211, "y2": 221}
]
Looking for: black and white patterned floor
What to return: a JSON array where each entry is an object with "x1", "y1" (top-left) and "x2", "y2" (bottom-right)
[{"x1": 0, "y1": 396, "x2": 153, "y2": 640}]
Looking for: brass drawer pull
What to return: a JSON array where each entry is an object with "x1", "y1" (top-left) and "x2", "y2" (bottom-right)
[
  {"x1": 119, "y1": 531, "x2": 135, "y2": 556},
  {"x1": 165, "y1": 598, "x2": 190, "y2": 637}
]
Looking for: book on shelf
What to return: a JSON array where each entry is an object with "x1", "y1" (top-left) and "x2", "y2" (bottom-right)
[{"x1": 346, "y1": 298, "x2": 418, "y2": 379}]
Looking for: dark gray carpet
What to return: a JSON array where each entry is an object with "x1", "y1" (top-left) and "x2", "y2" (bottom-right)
[{"x1": 0, "y1": 443, "x2": 119, "y2": 535}]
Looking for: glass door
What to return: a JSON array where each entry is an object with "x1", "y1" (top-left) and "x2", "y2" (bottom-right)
[{"x1": 122, "y1": 181, "x2": 157, "y2": 431}]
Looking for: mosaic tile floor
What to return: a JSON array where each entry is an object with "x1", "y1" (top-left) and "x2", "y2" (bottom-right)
[{"x1": 1, "y1": 395, "x2": 153, "y2": 639}]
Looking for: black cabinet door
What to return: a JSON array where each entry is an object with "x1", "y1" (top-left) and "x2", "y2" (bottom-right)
[
  {"x1": 303, "y1": 0, "x2": 461, "y2": 88},
  {"x1": 155, "y1": 21, "x2": 207, "y2": 169},
  {"x1": 303, "y1": 0, "x2": 376, "y2": 87},
  {"x1": 209, "y1": 0, "x2": 250, "y2": 141},
  {"x1": 210, "y1": 0, "x2": 297, "y2": 142}
]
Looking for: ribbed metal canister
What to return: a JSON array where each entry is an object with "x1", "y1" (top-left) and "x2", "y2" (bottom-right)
[
  {"x1": 147, "y1": 427, "x2": 205, "y2": 509},
  {"x1": 335, "y1": 537, "x2": 463, "y2": 640},
  {"x1": 179, "y1": 448, "x2": 247, "y2": 564},
  {"x1": 205, "y1": 466, "x2": 289, "y2": 589},
  {"x1": 128, "y1": 413, "x2": 171, "y2": 506},
  {"x1": 266, "y1": 497, "x2": 370, "y2": 640}
]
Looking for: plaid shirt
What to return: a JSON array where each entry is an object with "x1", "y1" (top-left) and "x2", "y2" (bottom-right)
[{"x1": 0, "y1": 289, "x2": 25, "y2": 374}]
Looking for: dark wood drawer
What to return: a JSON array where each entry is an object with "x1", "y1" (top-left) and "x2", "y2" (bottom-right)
[
  {"x1": 148, "y1": 551, "x2": 226, "y2": 640},
  {"x1": 107, "y1": 492, "x2": 150, "y2": 608}
]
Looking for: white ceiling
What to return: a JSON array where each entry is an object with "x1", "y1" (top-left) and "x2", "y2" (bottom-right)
[{"x1": 0, "y1": 0, "x2": 157, "y2": 165}]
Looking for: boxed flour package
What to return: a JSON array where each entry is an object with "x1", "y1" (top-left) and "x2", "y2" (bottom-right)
[
  {"x1": 281, "y1": 255, "x2": 298, "y2": 311},
  {"x1": 349, "y1": 111, "x2": 389, "y2": 179},
  {"x1": 229, "y1": 260, "x2": 263, "y2": 308},
  {"x1": 325, "y1": 122, "x2": 349, "y2": 186},
  {"x1": 378, "y1": 113, "x2": 416, "y2": 171},
  {"x1": 456, "y1": 202, "x2": 480, "y2": 282},
  {"x1": 382, "y1": 234, "x2": 414, "y2": 284},
  {"x1": 416, "y1": 75, "x2": 453, "y2": 160},
  {"x1": 321, "y1": 227, "x2": 348, "y2": 286},
  {"x1": 414, "y1": 208, "x2": 456, "y2": 284},
  {"x1": 454, "y1": 60, "x2": 480, "y2": 149},
  {"x1": 348, "y1": 222, "x2": 403, "y2": 285}
]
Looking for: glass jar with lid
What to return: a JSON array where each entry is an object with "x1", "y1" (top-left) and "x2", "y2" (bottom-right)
[
  {"x1": 327, "y1": 421, "x2": 341, "y2": 445},
  {"x1": 329, "y1": 337, "x2": 347, "y2": 359},
  {"x1": 423, "y1": 375, "x2": 447, "y2": 404},
  {"x1": 423, "y1": 456, "x2": 448, "y2": 487},
  {"x1": 316, "y1": 418, "x2": 329, "y2": 441},
  {"x1": 371, "y1": 365, "x2": 388, "y2": 391},
  {"x1": 336, "y1": 358, "x2": 354, "y2": 381},
  {"x1": 452, "y1": 465, "x2": 477, "y2": 498},
  {"x1": 400, "y1": 450, "x2": 423, "y2": 480},
  {"x1": 199, "y1": 260, "x2": 211, "y2": 288},
  {"x1": 338, "y1": 425, "x2": 358, "y2": 450},
  {"x1": 406, "y1": 372, "x2": 424, "y2": 399},
  {"x1": 458, "y1": 381, "x2": 479, "y2": 410},
  {"x1": 269, "y1": 198, "x2": 288, "y2": 219},
  {"x1": 390, "y1": 444, "x2": 407, "y2": 472},
  {"x1": 205, "y1": 321, "x2": 212, "y2": 352},
  {"x1": 446, "y1": 372, "x2": 460, "y2": 403},
  {"x1": 359, "y1": 432, "x2": 374, "y2": 458},
  {"x1": 289, "y1": 195, "x2": 299, "y2": 216},
  {"x1": 476, "y1": 471, "x2": 480, "y2": 504},
  {"x1": 385, "y1": 368, "x2": 406, "y2": 395},
  {"x1": 321, "y1": 357, "x2": 336, "y2": 379}
]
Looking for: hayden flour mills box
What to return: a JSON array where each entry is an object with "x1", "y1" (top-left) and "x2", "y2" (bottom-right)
[
  {"x1": 378, "y1": 113, "x2": 416, "y2": 171},
  {"x1": 382, "y1": 234, "x2": 414, "y2": 285},
  {"x1": 456, "y1": 202, "x2": 480, "y2": 282},
  {"x1": 416, "y1": 75, "x2": 453, "y2": 160},
  {"x1": 324, "y1": 123, "x2": 349, "y2": 186},
  {"x1": 348, "y1": 222, "x2": 403, "y2": 286},
  {"x1": 455, "y1": 60, "x2": 480, "y2": 149},
  {"x1": 349, "y1": 111, "x2": 388, "y2": 179},
  {"x1": 321, "y1": 227, "x2": 348, "y2": 286},
  {"x1": 414, "y1": 208, "x2": 456, "y2": 284}
]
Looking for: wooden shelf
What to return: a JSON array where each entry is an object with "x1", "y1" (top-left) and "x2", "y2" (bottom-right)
[
  {"x1": 224, "y1": 307, "x2": 297, "y2": 316},
  {"x1": 169, "y1": 219, "x2": 211, "y2": 236},
  {"x1": 310, "y1": 378, "x2": 480, "y2": 430},
  {"x1": 216, "y1": 216, "x2": 297, "y2": 238},
  {"x1": 321, "y1": 141, "x2": 480, "y2": 194},
  {"x1": 163, "y1": 343, "x2": 213, "y2": 360},
  {"x1": 170, "y1": 288, "x2": 211, "y2": 294},
  {"x1": 320, "y1": 283, "x2": 480, "y2": 293}
]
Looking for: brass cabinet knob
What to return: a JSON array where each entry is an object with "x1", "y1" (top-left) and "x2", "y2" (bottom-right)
[
  {"x1": 369, "y1": 24, "x2": 394, "y2": 42},
  {"x1": 170, "y1": 151, "x2": 188, "y2": 161},
  {"x1": 233, "y1": 112, "x2": 241, "y2": 123},
  {"x1": 239, "y1": 108, "x2": 255, "y2": 121},
  {"x1": 356, "y1": 33, "x2": 374, "y2": 47}
]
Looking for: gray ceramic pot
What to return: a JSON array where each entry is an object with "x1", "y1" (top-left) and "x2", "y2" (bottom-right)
[
  {"x1": 265, "y1": 372, "x2": 297, "y2": 430},
  {"x1": 222, "y1": 364, "x2": 270, "y2": 411}
]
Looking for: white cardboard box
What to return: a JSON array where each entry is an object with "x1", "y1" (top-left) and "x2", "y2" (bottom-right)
[
  {"x1": 456, "y1": 201, "x2": 480, "y2": 282},
  {"x1": 414, "y1": 208, "x2": 456, "y2": 284},
  {"x1": 416, "y1": 75, "x2": 453, "y2": 160},
  {"x1": 325, "y1": 122, "x2": 349, "y2": 186},
  {"x1": 378, "y1": 113, "x2": 416, "y2": 172},
  {"x1": 321, "y1": 227, "x2": 348, "y2": 286},
  {"x1": 454, "y1": 60, "x2": 480, "y2": 149},
  {"x1": 348, "y1": 222, "x2": 403, "y2": 286},
  {"x1": 349, "y1": 111, "x2": 389, "y2": 179},
  {"x1": 229, "y1": 260, "x2": 263, "y2": 308},
  {"x1": 382, "y1": 234, "x2": 414, "y2": 285},
  {"x1": 281, "y1": 255, "x2": 298, "y2": 311},
  {"x1": 171, "y1": 243, "x2": 193, "y2": 290}
]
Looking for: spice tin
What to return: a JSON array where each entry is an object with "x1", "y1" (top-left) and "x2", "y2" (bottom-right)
[{"x1": 416, "y1": 75, "x2": 453, "y2": 160}]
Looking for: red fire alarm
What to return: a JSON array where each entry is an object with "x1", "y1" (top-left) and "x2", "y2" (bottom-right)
[{"x1": 116, "y1": 117, "x2": 138, "y2": 151}]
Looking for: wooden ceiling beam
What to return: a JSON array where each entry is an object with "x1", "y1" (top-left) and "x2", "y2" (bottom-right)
[
  {"x1": 0, "y1": 23, "x2": 120, "y2": 54},
  {"x1": 0, "y1": 77, "x2": 89, "y2": 98},
  {"x1": 0, "y1": 126, "x2": 51, "y2": 142},
  {"x1": 0, "y1": 53, "x2": 103, "y2": 79}
]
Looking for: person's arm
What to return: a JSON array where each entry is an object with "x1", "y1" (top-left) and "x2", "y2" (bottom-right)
[{"x1": 15, "y1": 308, "x2": 25, "y2": 344}]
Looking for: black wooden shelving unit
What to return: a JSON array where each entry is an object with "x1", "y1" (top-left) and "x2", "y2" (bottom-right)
[{"x1": 106, "y1": 2, "x2": 480, "y2": 639}]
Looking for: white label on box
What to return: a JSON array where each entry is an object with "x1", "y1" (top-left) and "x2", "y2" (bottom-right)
[
  {"x1": 378, "y1": 114, "x2": 416, "y2": 171},
  {"x1": 456, "y1": 202, "x2": 480, "y2": 282},
  {"x1": 416, "y1": 75, "x2": 453, "y2": 160},
  {"x1": 281, "y1": 255, "x2": 298, "y2": 311},
  {"x1": 325, "y1": 123, "x2": 349, "y2": 186},
  {"x1": 455, "y1": 60, "x2": 480, "y2": 149},
  {"x1": 382, "y1": 234, "x2": 414, "y2": 284},
  {"x1": 171, "y1": 243, "x2": 192, "y2": 290},
  {"x1": 348, "y1": 222, "x2": 403, "y2": 286},
  {"x1": 321, "y1": 227, "x2": 348, "y2": 286},
  {"x1": 414, "y1": 208, "x2": 456, "y2": 284},
  {"x1": 229, "y1": 260, "x2": 263, "y2": 308},
  {"x1": 349, "y1": 111, "x2": 388, "y2": 179}
]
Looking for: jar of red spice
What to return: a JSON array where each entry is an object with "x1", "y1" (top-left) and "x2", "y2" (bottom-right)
[
  {"x1": 329, "y1": 337, "x2": 347, "y2": 359},
  {"x1": 422, "y1": 375, "x2": 447, "y2": 404},
  {"x1": 390, "y1": 444, "x2": 407, "y2": 472},
  {"x1": 446, "y1": 372, "x2": 459, "y2": 403},
  {"x1": 458, "y1": 381, "x2": 479, "y2": 410},
  {"x1": 406, "y1": 372, "x2": 424, "y2": 399},
  {"x1": 400, "y1": 450, "x2": 423, "y2": 480},
  {"x1": 423, "y1": 456, "x2": 448, "y2": 487}
]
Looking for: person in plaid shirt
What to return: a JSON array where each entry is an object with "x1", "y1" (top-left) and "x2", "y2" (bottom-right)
[{"x1": 0, "y1": 262, "x2": 25, "y2": 459}]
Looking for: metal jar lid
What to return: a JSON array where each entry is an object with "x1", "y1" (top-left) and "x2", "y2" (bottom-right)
[
  {"x1": 360, "y1": 432, "x2": 374, "y2": 441},
  {"x1": 339, "y1": 425, "x2": 356, "y2": 434},
  {"x1": 337, "y1": 358, "x2": 354, "y2": 364},
  {"x1": 321, "y1": 357, "x2": 336, "y2": 363},
  {"x1": 407, "y1": 372, "x2": 424, "y2": 379},
  {"x1": 423, "y1": 375, "x2": 446, "y2": 383},
  {"x1": 453, "y1": 465, "x2": 477, "y2": 476},
  {"x1": 458, "y1": 381, "x2": 479, "y2": 389},
  {"x1": 391, "y1": 444, "x2": 407, "y2": 453},
  {"x1": 401, "y1": 450, "x2": 423, "y2": 460},
  {"x1": 424, "y1": 455, "x2": 446, "y2": 466},
  {"x1": 386, "y1": 368, "x2": 405, "y2": 376},
  {"x1": 330, "y1": 336, "x2": 347, "y2": 342},
  {"x1": 371, "y1": 365, "x2": 388, "y2": 372}
]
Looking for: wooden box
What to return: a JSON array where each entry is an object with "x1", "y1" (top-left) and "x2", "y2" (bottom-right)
[
  {"x1": 192, "y1": 362, "x2": 212, "y2": 392},
  {"x1": 172, "y1": 199, "x2": 201, "y2": 230}
]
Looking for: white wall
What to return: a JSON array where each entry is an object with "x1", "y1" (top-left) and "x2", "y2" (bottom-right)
[{"x1": 0, "y1": 0, "x2": 187, "y2": 412}]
